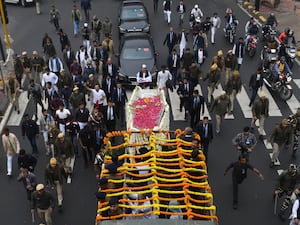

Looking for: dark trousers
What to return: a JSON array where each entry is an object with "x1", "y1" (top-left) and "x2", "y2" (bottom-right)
[
  {"x1": 26, "y1": 189, "x2": 34, "y2": 201},
  {"x1": 170, "y1": 67, "x2": 178, "y2": 87},
  {"x1": 179, "y1": 97, "x2": 188, "y2": 111},
  {"x1": 190, "y1": 109, "x2": 200, "y2": 128},
  {"x1": 106, "y1": 120, "x2": 116, "y2": 132},
  {"x1": 27, "y1": 135, "x2": 38, "y2": 154},
  {"x1": 82, "y1": 146, "x2": 94, "y2": 166},
  {"x1": 33, "y1": 98, "x2": 45, "y2": 118},
  {"x1": 115, "y1": 103, "x2": 126, "y2": 124},
  {"x1": 201, "y1": 139, "x2": 210, "y2": 161},
  {"x1": 249, "y1": 86, "x2": 259, "y2": 106},
  {"x1": 232, "y1": 176, "x2": 244, "y2": 203}
]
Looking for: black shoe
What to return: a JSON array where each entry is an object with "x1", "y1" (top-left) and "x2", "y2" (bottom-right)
[
  {"x1": 278, "y1": 211, "x2": 285, "y2": 221},
  {"x1": 17, "y1": 110, "x2": 20, "y2": 114},
  {"x1": 180, "y1": 108, "x2": 182, "y2": 112},
  {"x1": 232, "y1": 202, "x2": 238, "y2": 210},
  {"x1": 259, "y1": 135, "x2": 264, "y2": 142},
  {"x1": 269, "y1": 161, "x2": 274, "y2": 168}
]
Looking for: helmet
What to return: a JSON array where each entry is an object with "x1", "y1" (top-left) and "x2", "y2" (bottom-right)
[
  {"x1": 288, "y1": 29, "x2": 294, "y2": 36},
  {"x1": 270, "y1": 12, "x2": 275, "y2": 17},
  {"x1": 194, "y1": 4, "x2": 198, "y2": 9},
  {"x1": 284, "y1": 27, "x2": 290, "y2": 34},
  {"x1": 280, "y1": 56, "x2": 286, "y2": 62},
  {"x1": 84, "y1": 22, "x2": 88, "y2": 27}
]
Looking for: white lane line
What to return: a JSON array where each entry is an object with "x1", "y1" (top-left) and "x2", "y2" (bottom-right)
[
  {"x1": 236, "y1": 86, "x2": 252, "y2": 118},
  {"x1": 195, "y1": 84, "x2": 211, "y2": 120},
  {"x1": 168, "y1": 88, "x2": 185, "y2": 121},
  {"x1": 286, "y1": 94, "x2": 299, "y2": 115},
  {"x1": 7, "y1": 90, "x2": 28, "y2": 126},
  {"x1": 277, "y1": 169, "x2": 284, "y2": 176},
  {"x1": 212, "y1": 84, "x2": 234, "y2": 119},
  {"x1": 261, "y1": 85, "x2": 282, "y2": 117},
  {"x1": 264, "y1": 139, "x2": 273, "y2": 149},
  {"x1": 269, "y1": 153, "x2": 281, "y2": 166}
]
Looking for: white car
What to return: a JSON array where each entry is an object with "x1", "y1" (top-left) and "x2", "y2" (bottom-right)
[{"x1": 5, "y1": 0, "x2": 34, "y2": 7}]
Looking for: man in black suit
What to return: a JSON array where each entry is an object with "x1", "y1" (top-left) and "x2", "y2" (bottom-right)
[
  {"x1": 188, "y1": 89, "x2": 204, "y2": 128},
  {"x1": 163, "y1": 27, "x2": 178, "y2": 54},
  {"x1": 103, "y1": 98, "x2": 116, "y2": 132},
  {"x1": 112, "y1": 82, "x2": 128, "y2": 126},
  {"x1": 167, "y1": 49, "x2": 180, "y2": 87},
  {"x1": 194, "y1": 116, "x2": 213, "y2": 161},
  {"x1": 89, "y1": 40, "x2": 101, "y2": 61},
  {"x1": 63, "y1": 44, "x2": 75, "y2": 72},
  {"x1": 248, "y1": 67, "x2": 263, "y2": 107},
  {"x1": 177, "y1": 77, "x2": 193, "y2": 120},
  {"x1": 102, "y1": 58, "x2": 118, "y2": 79},
  {"x1": 102, "y1": 74, "x2": 115, "y2": 99}
]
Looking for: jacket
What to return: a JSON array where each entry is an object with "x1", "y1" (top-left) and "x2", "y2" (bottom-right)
[
  {"x1": 252, "y1": 98, "x2": 269, "y2": 117},
  {"x1": 54, "y1": 137, "x2": 74, "y2": 159},
  {"x1": 2, "y1": 133, "x2": 20, "y2": 156},
  {"x1": 195, "y1": 122, "x2": 213, "y2": 142},
  {"x1": 275, "y1": 170, "x2": 300, "y2": 193},
  {"x1": 45, "y1": 163, "x2": 65, "y2": 185},
  {"x1": 269, "y1": 124, "x2": 292, "y2": 145},
  {"x1": 224, "y1": 54, "x2": 238, "y2": 70},
  {"x1": 249, "y1": 73, "x2": 263, "y2": 89},
  {"x1": 210, "y1": 95, "x2": 231, "y2": 116},
  {"x1": 225, "y1": 77, "x2": 242, "y2": 95},
  {"x1": 21, "y1": 119, "x2": 39, "y2": 138},
  {"x1": 18, "y1": 154, "x2": 37, "y2": 172},
  {"x1": 18, "y1": 172, "x2": 37, "y2": 190},
  {"x1": 203, "y1": 69, "x2": 221, "y2": 87},
  {"x1": 112, "y1": 87, "x2": 128, "y2": 105},
  {"x1": 31, "y1": 190, "x2": 55, "y2": 210}
]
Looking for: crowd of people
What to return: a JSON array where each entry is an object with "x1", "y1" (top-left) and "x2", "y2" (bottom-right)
[{"x1": 2, "y1": 0, "x2": 300, "y2": 224}]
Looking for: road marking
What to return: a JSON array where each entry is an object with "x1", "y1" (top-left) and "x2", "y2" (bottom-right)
[
  {"x1": 212, "y1": 84, "x2": 234, "y2": 119},
  {"x1": 277, "y1": 169, "x2": 284, "y2": 176},
  {"x1": 7, "y1": 90, "x2": 28, "y2": 126},
  {"x1": 269, "y1": 153, "x2": 281, "y2": 166},
  {"x1": 261, "y1": 85, "x2": 282, "y2": 117},
  {"x1": 236, "y1": 86, "x2": 252, "y2": 118},
  {"x1": 264, "y1": 140, "x2": 273, "y2": 149},
  {"x1": 168, "y1": 88, "x2": 185, "y2": 121},
  {"x1": 195, "y1": 84, "x2": 211, "y2": 120}
]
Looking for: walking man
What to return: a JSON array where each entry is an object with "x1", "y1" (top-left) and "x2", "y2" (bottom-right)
[
  {"x1": 224, "y1": 155, "x2": 264, "y2": 209},
  {"x1": 49, "y1": 5, "x2": 60, "y2": 30},
  {"x1": 248, "y1": 67, "x2": 263, "y2": 107},
  {"x1": 31, "y1": 184, "x2": 55, "y2": 225},
  {"x1": 81, "y1": 0, "x2": 91, "y2": 22},
  {"x1": 289, "y1": 108, "x2": 300, "y2": 157},
  {"x1": 274, "y1": 164, "x2": 300, "y2": 221},
  {"x1": 163, "y1": 27, "x2": 177, "y2": 54},
  {"x1": 210, "y1": 91, "x2": 231, "y2": 134},
  {"x1": 268, "y1": 119, "x2": 292, "y2": 168},
  {"x1": 210, "y1": 13, "x2": 221, "y2": 45},
  {"x1": 18, "y1": 168, "x2": 37, "y2": 201},
  {"x1": 72, "y1": 4, "x2": 82, "y2": 37},
  {"x1": 112, "y1": 82, "x2": 128, "y2": 127},
  {"x1": 203, "y1": 63, "x2": 221, "y2": 107},
  {"x1": 45, "y1": 158, "x2": 65, "y2": 207},
  {"x1": 194, "y1": 116, "x2": 213, "y2": 161},
  {"x1": 21, "y1": 114, "x2": 39, "y2": 156},
  {"x1": 153, "y1": 0, "x2": 159, "y2": 13},
  {"x1": 251, "y1": 91, "x2": 269, "y2": 141},
  {"x1": 188, "y1": 89, "x2": 204, "y2": 128},
  {"x1": 54, "y1": 133, "x2": 75, "y2": 182},
  {"x1": 232, "y1": 126, "x2": 257, "y2": 160},
  {"x1": 2, "y1": 127, "x2": 20, "y2": 176},
  {"x1": 28, "y1": 79, "x2": 44, "y2": 120},
  {"x1": 225, "y1": 70, "x2": 242, "y2": 115}
]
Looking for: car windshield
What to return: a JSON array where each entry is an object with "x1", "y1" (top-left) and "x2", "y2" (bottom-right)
[
  {"x1": 121, "y1": 5, "x2": 147, "y2": 20},
  {"x1": 121, "y1": 39, "x2": 153, "y2": 60}
]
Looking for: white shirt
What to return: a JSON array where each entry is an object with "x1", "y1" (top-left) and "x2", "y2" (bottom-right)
[
  {"x1": 42, "y1": 72, "x2": 58, "y2": 87},
  {"x1": 107, "y1": 106, "x2": 114, "y2": 120},
  {"x1": 197, "y1": 49, "x2": 204, "y2": 64},
  {"x1": 157, "y1": 70, "x2": 172, "y2": 88},
  {"x1": 91, "y1": 89, "x2": 106, "y2": 104},
  {"x1": 191, "y1": 8, "x2": 203, "y2": 19},
  {"x1": 136, "y1": 71, "x2": 152, "y2": 84},
  {"x1": 290, "y1": 198, "x2": 300, "y2": 220},
  {"x1": 211, "y1": 16, "x2": 221, "y2": 28},
  {"x1": 55, "y1": 108, "x2": 71, "y2": 119}
]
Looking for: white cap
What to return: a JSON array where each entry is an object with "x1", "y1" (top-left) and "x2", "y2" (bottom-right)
[
  {"x1": 84, "y1": 22, "x2": 88, "y2": 27},
  {"x1": 194, "y1": 4, "x2": 198, "y2": 8},
  {"x1": 142, "y1": 64, "x2": 147, "y2": 69}
]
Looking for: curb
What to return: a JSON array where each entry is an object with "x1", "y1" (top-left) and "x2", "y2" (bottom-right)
[{"x1": 0, "y1": 102, "x2": 13, "y2": 134}]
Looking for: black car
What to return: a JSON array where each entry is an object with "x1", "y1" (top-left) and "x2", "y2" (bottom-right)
[
  {"x1": 117, "y1": 32, "x2": 157, "y2": 86},
  {"x1": 118, "y1": 0, "x2": 150, "y2": 36}
]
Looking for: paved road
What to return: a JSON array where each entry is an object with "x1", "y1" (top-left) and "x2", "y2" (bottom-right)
[{"x1": 0, "y1": 0, "x2": 300, "y2": 224}]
